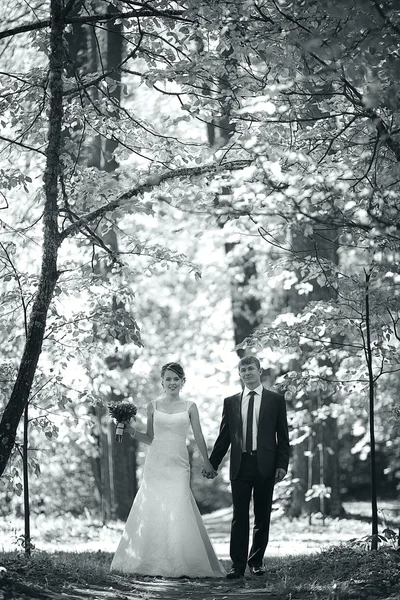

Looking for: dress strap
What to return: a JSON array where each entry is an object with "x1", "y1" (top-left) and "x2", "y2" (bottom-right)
[{"x1": 186, "y1": 400, "x2": 194, "y2": 412}]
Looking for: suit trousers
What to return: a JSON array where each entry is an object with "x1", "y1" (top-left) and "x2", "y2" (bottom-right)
[{"x1": 230, "y1": 453, "x2": 275, "y2": 572}]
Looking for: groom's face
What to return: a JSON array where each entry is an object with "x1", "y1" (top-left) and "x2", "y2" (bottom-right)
[{"x1": 239, "y1": 362, "x2": 262, "y2": 387}]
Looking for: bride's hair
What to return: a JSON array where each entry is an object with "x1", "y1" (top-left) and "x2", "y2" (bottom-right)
[{"x1": 161, "y1": 362, "x2": 186, "y2": 384}]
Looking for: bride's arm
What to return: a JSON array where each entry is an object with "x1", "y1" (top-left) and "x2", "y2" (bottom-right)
[
  {"x1": 189, "y1": 403, "x2": 216, "y2": 476},
  {"x1": 125, "y1": 402, "x2": 154, "y2": 445}
]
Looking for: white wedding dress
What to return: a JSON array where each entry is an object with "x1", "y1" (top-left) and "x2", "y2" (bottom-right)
[{"x1": 110, "y1": 402, "x2": 225, "y2": 578}]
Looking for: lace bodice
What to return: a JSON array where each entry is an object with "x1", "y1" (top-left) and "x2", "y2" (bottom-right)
[{"x1": 152, "y1": 404, "x2": 191, "y2": 447}]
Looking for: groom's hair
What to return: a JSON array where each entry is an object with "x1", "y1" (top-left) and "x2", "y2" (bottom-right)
[{"x1": 238, "y1": 356, "x2": 261, "y2": 371}]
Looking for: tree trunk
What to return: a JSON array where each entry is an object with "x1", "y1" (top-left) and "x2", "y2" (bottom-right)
[
  {"x1": 0, "y1": 0, "x2": 63, "y2": 478},
  {"x1": 104, "y1": 3, "x2": 122, "y2": 174},
  {"x1": 23, "y1": 405, "x2": 31, "y2": 555},
  {"x1": 225, "y1": 243, "x2": 262, "y2": 354},
  {"x1": 325, "y1": 416, "x2": 343, "y2": 517},
  {"x1": 112, "y1": 423, "x2": 138, "y2": 520},
  {"x1": 64, "y1": 2, "x2": 113, "y2": 520},
  {"x1": 287, "y1": 439, "x2": 309, "y2": 518},
  {"x1": 202, "y1": 26, "x2": 261, "y2": 354},
  {"x1": 103, "y1": 13, "x2": 139, "y2": 520},
  {"x1": 365, "y1": 270, "x2": 378, "y2": 549},
  {"x1": 92, "y1": 13, "x2": 138, "y2": 520},
  {"x1": 287, "y1": 226, "x2": 343, "y2": 517},
  {"x1": 64, "y1": 4, "x2": 138, "y2": 520}
]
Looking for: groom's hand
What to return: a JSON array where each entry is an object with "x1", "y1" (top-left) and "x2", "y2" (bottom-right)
[
  {"x1": 275, "y1": 468, "x2": 286, "y2": 483},
  {"x1": 201, "y1": 466, "x2": 218, "y2": 479}
]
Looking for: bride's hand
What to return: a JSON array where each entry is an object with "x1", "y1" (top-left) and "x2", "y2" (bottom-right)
[{"x1": 202, "y1": 462, "x2": 217, "y2": 479}]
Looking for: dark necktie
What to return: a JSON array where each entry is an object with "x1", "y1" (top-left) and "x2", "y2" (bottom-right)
[{"x1": 245, "y1": 391, "x2": 256, "y2": 453}]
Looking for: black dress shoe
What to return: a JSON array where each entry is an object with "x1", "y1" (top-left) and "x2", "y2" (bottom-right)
[
  {"x1": 226, "y1": 568, "x2": 244, "y2": 579},
  {"x1": 249, "y1": 565, "x2": 265, "y2": 576}
]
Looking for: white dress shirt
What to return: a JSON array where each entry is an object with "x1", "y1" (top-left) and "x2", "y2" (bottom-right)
[{"x1": 241, "y1": 384, "x2": 263, "y2": 452}]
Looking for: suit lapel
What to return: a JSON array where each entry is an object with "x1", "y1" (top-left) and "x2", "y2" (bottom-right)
[
  {"x1": 258, "y1": 388, "x2": 268, "y2": 426},
  {"x1": 233, "y1": 392, "x2": 243, "y2": 439}
]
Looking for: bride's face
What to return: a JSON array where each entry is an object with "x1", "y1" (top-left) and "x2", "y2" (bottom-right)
[{"x1": 162, "y1": 369, "x2": 183, "y2": 395}]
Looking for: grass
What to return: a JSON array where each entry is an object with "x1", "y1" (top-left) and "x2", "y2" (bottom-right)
[
  {"x1": 1, "y1": 503, "x2": 399, "y2": 599},
  {"x1": 0, "y1": 550, "x2": 114, "y2": 590},
  {"x1": 267, "y1": 546, "x2": 400, "y2": 599},
  {"x1": 0, "y1": 546, "x2": 399, "y2": 600}
]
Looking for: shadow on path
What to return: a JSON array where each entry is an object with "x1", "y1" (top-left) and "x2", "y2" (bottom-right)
[
  {"x1": 67, "y1": 577, "x2": 277, "y2": 600},
  {"x1": 1, "y1": 574, "x2": 279, "y2": 600}
]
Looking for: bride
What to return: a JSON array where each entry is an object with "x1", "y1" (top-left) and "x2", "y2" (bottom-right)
[{"x1": 110, "y1": 362, "x2": 226, "y2": 578}]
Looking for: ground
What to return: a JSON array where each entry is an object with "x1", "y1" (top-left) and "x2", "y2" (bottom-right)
[{"x1": 1, "y1": 501, "x2": 400, "y2": 600}]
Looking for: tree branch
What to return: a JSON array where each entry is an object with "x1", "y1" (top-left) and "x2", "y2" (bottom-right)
[
  {"x1": 370, "y1": 0, "x2": 400, "y2": 36},
  {"x1": 59, "y1": 159, "x2": 252, "y2": 241},
  {"x1": 63, "y1": 29, "x2": 144, "y2": 96},
  {"x1": 0, "y1": 8, "x2": 189, "y2": 40},
  {"x1": 63, "y1": 208, "x2": 123, "y2": 265},
  {"x1": 0, "y1": 242, "x2": 28, "y2": 337},
  {"x1": 0, "y1": 134, "x2": 46, "y2": 155},
  {"x1": 362, "y1": 108, "x2": 400, "y2": 163},
  {"x1": 388, "y1": 308, "x2": 400, "y2": 341},
  {"x1": 61, "y1": 0, "x2": 81, "y2": 19}
]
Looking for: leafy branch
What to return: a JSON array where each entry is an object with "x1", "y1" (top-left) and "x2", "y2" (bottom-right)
[
  {"x1": 59, "y1": 159, "x2": 253, "y2": 242},
  {"x1": 0, "y1": 7, "x2": 190, "y2": 41}
]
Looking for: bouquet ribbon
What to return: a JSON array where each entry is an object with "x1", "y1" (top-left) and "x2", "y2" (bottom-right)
[{"x1": 116, "y1": 423, "x2": 125, "y2": 436}]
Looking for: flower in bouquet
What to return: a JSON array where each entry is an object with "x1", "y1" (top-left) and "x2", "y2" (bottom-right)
[{"x1": 108, "y1": 400, "x2": 137, "y2": 442}]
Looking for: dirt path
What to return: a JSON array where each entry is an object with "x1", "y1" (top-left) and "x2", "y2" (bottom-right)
[
  {"x1": 2, "y1": 575, "x2": 279, "y2": 600},
  {"x1": 73, "y1": 578, "x2": 275, "y2": 600}
]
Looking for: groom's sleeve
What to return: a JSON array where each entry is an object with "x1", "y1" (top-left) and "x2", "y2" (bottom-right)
[
  {"x1": 276, "y1": 395, "x2": 290, "y2": 472},
  {"x1": 209, "y1": 398, "x2": 231, "y2": 471}
]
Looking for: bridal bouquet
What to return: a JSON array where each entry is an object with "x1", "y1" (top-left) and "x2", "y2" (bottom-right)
[{"x1": 108, "y1": 400, "x2": 137, "y2": 442}]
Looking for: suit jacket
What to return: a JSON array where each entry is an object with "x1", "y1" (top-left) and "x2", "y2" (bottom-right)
[{"x1": 209, "y1": 388, "x2": 290, "y2": 480}]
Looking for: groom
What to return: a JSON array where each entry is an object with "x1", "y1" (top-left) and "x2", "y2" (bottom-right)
[{"x1": 208, "y1": 356, "x2": 290, "y2": 579}]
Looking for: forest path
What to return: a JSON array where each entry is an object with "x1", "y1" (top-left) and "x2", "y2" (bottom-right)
[
  {"x1": 2, "y1": 502, "x2": 400, "y2": 600},
  {"x1": 0, "y1": 574, "x2": 294, "y2": 600}
]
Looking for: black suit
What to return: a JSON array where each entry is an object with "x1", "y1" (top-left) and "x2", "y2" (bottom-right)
[{"x1": 210, "y1": 388, "x2": 289, "y2": 572}]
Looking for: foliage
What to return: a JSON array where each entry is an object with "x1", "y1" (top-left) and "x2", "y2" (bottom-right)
[
  {"x1": 349, "y1": 529, "x2": 399, "y2": 552},
  {"x1": 0, "y1": 0, "x2": 400, "y2": 523}
]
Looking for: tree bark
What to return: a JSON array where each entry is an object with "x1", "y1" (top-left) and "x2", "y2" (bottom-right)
[
  {"x1": 201, "y1": 21, "x2": 262, "y2": 354},
  {"x1": 225, "y1": 243, "x2": 262, "y2": 355},
  {"x1": 100, "y1": 12, "x2": 139, "y2": 520},
  {"x1": 23, "y1": 405, "x2": 31, "y2": 555},
  {"x1": 365, "y1": 270, "x2": 378, "y2": 549},
  {"x1": 0, "y1": 0, "x2": 64, "y2": 478},
  {"x1": 112, "y1": 424, "x2": 138, "y2": 520},
  {"x1": 287, "y1": 226, "x2": 343, "y2": 517}
]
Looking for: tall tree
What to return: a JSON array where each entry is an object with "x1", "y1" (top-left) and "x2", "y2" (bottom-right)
[
  {"x1": 195, "y1": 4, "x2": 262, "y2": 355},
  {"x1": 0, "y1": 0, "x2": 251, "y2": 475}
]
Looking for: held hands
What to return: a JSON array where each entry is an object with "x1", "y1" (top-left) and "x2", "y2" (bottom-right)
[
  {"x1": 201, "y1": 461, "x2": 218, "y2": 479},
  {"x1": 275, "y1": 468, "x2": 286, "y2": 483}
]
